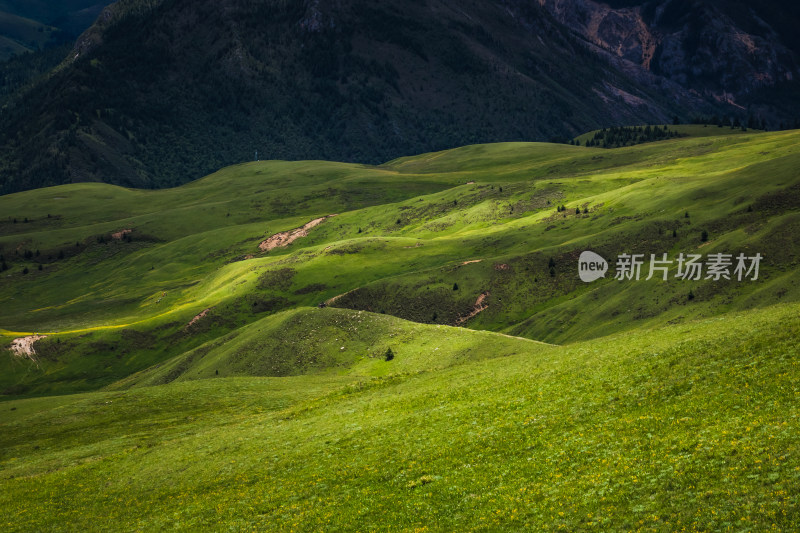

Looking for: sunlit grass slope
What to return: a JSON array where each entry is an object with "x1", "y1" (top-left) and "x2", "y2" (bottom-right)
[
  {"x1": 1, "y1": 128, "x2": 799, "y2": 397},
  {"x1": 0, "y1": 127, "x2": 799, "y2": 531},
  {"x1": 1, "y1": 302, "x2": 798, "y2": 531}
]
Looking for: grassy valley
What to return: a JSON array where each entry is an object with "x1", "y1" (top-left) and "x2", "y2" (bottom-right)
[{"x1": 1, "y1": 128, "x2": 799, "y2": 529}]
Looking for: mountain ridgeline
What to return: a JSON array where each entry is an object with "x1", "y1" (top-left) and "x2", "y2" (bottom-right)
[{"x1": 0, "y1": 0, "x2": 798, "y2": 194}]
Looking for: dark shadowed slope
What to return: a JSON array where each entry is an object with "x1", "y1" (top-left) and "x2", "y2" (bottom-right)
[{"x1": 0, "y1": 0, "x2": 720, "y2": 194}]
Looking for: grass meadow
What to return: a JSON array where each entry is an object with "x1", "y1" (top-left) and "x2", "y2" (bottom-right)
[{"x1": 1, "y1": 127, "x2": 799, "y2": 530}]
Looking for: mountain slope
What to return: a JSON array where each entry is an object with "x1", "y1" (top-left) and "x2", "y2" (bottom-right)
[
  {"x1": 0, "y1": 1, "x2": 113, "y2": 60},
  {"x1": 540, "y1": 0, "x2": 800, "y2": 118},
  {"x1": 0, "y1": 0, "x2": 720, "y2": 194},
  {"x1": 0, "y1": 0, "x2": 112, "y2": 36}
]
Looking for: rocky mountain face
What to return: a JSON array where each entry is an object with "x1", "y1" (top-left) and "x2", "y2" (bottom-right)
[
  {"x1": 0, "y1": 0, "x2": 796, "y2": 194},
  {"x1": 538, "y1": 0, "x2": 800, "y2": 113}
]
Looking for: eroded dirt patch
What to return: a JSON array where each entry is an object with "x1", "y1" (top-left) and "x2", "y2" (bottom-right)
[
  {"x1": 112, "y1": 229, "x2": 132, "y2": 240},
  {"x1": 186, "y1": 308, "x2": 212, "y2": 330},
  {"x1": 9, "y1": 335, "x2": 47, "y2": 364},
  {"x1": 259, "y1": 215, "x2": 336, "y2": 252},
  {"x1": 326, "y1": 288, "x2": 357, "y2": 306},
  {"x1": 456, "y1": 292, "x2": 490, "y2": 325}
]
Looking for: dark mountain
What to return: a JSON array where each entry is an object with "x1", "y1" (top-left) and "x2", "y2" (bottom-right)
[
  {"x1": 0, "y1": 1, "x2": 113, "y2": 33},
  {"x1": 0, "y1": 0, "x2": 796, "y2": 194},
  {"x1": 539, "y1": 0, "x2": 800, "y2": 119},
  {"x1": 0, "y1": 1, "x2": 114, "y2": 60}
]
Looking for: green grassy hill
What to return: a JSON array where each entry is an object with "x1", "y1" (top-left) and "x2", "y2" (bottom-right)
[
  {"x1": 1, "y1": 129, "x2": 799, "y2": 529},
  {"x1": 2, "y1": 127, "x2": 798, "y2": 395},
  {"x1": 109, "y1": 307, "x2": 551, "y2": 389},
  {"x1": 1, "y1": 302, "x2": 798, "y2": 530}
]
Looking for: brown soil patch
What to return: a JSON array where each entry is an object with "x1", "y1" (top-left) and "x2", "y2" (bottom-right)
[
  {"x1": 494, "y1": 263, "x2": 509, "y2": 271},
  {"x1": 456, "y1": 292, "x2": 490, "y2": 325},
  {"x1": 112, "y1": 229, "x2": 132, "y2": 240},
  {"x1": 186, "y1": 308, "x2": 212, "y2": 329},
  {"x1": 259, "y1": 215, "x2": 336, "y2": 252},
  {"x1": 9, "y1": 335, "x2": 47, "y2": 364},
  {"x1": 461, "y1": 260, "x2": 483, "y2": 266},
  {"x1": 325, "y1": 289, "x2": 357, "y2": 306}
]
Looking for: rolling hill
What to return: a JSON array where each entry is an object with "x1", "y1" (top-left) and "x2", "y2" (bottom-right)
[
  {"x1": 1, "y1": 125, "x2": 798, "y2": 392},
  {"x1": 1, "y1": 128, "x2": 799, "y2": 529},
  {"x1": 2, "y1": 301, "x2": 799, "y2": 531}
]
